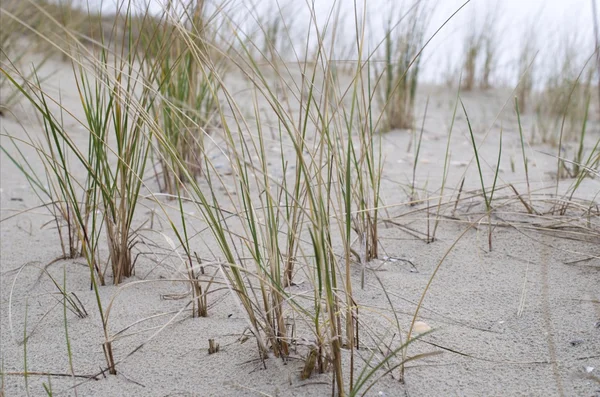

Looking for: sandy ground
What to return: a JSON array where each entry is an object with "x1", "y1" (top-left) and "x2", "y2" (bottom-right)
[{"x1": 1, "y1": 56, "x2": 600, "y2": 397}]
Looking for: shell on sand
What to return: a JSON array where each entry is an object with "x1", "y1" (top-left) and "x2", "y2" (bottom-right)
[{"x1": 413, "y1": 321, "x2": 432, "y2": 334}]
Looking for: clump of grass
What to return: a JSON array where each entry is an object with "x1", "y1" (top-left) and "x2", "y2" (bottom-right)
[
  {"x1": 168, "y1": 2, "x2": 364, "y2": 391},
  {"x1": 535, "y1": 36, "x2": 595, "y2": 145},
  {"x1": 480, "y1": 12, "x2": 499, "y2": 89},
  {"x1": 461, "y1": 4, "x2": 501, "y2": 91},
  {"x1": 141, "y1": 1, "x2": 223, "y2": 195},
  {"x1": 376, "y1": 2, "x2": 430, "y2": 131},
  {"x1": 2, "y1": 0, "x2": 162, "y2": 375},
  {"x1": 515, "y1": 24, "x2": 538, "y2": 113},
  {"x1": 72, "y1": 23, "x2": 153, "y2": 285},
  {"x1": 1, "y1": 0, "x2": 478, "y2": 393},
  {"x1": 557, "y1": 93, "x2": 599, "y2": 205},
  {"x1": 177, "y1": 1, "x2": 469, "y2": 393},
  {"x1": 462, "y1": 31, "x2": 481, "y2": 91}
]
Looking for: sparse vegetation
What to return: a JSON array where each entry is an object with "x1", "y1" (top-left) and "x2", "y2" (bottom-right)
[
  {"x1": 535, "y1": 34, "x2": 596, "y2": 145},
  {"x1": 0, "y1": 0, "x2": 599, "y2": 396}
]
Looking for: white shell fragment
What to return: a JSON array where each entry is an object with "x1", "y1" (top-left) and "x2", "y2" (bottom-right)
[{"x1": 413, "y1": 321, "x2": 432, "y2": 334}]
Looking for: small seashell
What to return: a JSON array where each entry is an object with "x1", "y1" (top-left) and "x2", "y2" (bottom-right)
[
  {"x1": 585, "y1": 366, "x2": 594, "y2": 373},
  {"x1": 413, "y1": 321, "x2": 432, "y2": 334}
]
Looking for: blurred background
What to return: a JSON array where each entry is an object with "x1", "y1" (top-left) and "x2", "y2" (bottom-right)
[{"x1": 78, "y1": 0, "x2": 597, "y2": 86}]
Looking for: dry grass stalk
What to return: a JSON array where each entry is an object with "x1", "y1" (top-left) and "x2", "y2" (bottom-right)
[
  {"x1": 208, "y1": 339, "x2": 220, "y2": 354},
  {"x1": 301, "y1": 346, "x2": 318, "y2": 380}
]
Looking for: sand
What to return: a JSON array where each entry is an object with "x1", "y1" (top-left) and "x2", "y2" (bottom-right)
[{"x1": 1, "y1": 55, "x2": 599, "y2": 397}]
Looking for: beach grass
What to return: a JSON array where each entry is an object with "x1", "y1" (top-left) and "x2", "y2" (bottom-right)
[{"x1": 0, "y1": 0, "x2": 599, "y2": 396}]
